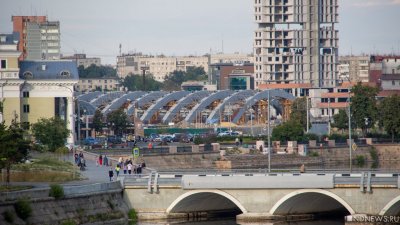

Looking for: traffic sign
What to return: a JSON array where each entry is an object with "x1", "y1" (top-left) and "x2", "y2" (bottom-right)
[
  {"x1": 133, "y1": 147, "x2": 140, "y2": 158},
  {"x1": 352, "y1": 143, "x2": 357, "y2": 151}
]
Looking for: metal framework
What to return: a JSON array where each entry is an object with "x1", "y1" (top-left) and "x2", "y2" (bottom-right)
[
  {"x1": 184, "y1": 90, "x2": 234, "y2": 123},
  {"x1": 162, "y1": 91, "x2": 210, "y2": 124},
  {"x1": 140, "y1": 91, "x2": 190, "y2": 122},
  {"x1": 231, "y1": 89, "x2": 295, "y2": 124}
]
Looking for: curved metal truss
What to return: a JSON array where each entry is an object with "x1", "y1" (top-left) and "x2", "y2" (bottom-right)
[
  {"x1": 162, "y1": 90, "x2": 211, "y2": 124},
  {"x1": 207, "y1": 90, "x2": 256, "y2": 123},
  {"x1": 231, "y1": 89, "x2": 295, "y2": 124},
  {"x1": 140, "y1": 91, "x2": 190, "y2": 122},
  {"x1": 78, "y1": 100, "x2": 97, "y2": 115},
  {"x1": 77, "y1": 91, "x2": 102, "y2": 102},
  {"x1": 136, "y1": 91, "x2": 166, "y2": 108},
  {"x1": 184, "y1": 90, "x2": 234, "y2": 123},
  {"x1": 90, "y1": 91, "x2": 125, "y2": 107},
  {"x1": 102, "y1": 91, "x2": 146, "y2": 115}
]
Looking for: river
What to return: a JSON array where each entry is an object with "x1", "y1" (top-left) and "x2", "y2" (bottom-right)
[{"x1": 136, "y1": 218, "x2": 345, "y2": 225}]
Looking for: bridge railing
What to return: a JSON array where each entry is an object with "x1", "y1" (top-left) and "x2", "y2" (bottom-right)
[{"x1": 121, "y1": 171, "x2": 400, "y2": 191}]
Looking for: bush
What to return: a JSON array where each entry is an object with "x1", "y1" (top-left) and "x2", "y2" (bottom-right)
[
  {"x1": 370, "y1": 147, "x2": 379, "y2": 169},
  {"x1": 61, "y1": 220, "x2": 77, "y2": 225},
  {"x1": 355, "y1": 155, "x2": 366, "y2": 167},
  {"x1": 128, "y1": 209, "x2": 138, "y2": 222},
  {"x1": 14, "y1": 198, "x2": 32, "y2": 220},
  {"x1": 3, "y1": 210, "x2": 14, "y2": 223},
  {"x1": 55, "y1": 146, "x2": 70, "y2": 154},
  {"x1": 49, "y1": 184, "x2": 64, "y2": 199}
]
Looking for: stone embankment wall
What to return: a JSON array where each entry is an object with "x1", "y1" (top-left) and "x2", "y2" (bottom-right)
[{"x1": 0, "y1": 183, "x2": 129, "y2": 225}]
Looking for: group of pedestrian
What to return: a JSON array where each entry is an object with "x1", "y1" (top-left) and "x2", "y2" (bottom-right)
[
  {"x1": 108, "y1": 158, "x2": 146, "y2": 181},
  {"x1": 74, "y1": 152, "x2": 86, "y2": 170},
  {"x1": 97, "y1": 154, "x2": 109, "y2": 166},
  {"x1": 235, "y1": 137, "x2": 244, "y2": 146}
]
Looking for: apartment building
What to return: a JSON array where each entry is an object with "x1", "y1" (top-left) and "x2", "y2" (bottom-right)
[
  {"x1": 338, "y1": 56, "x2": 370, "y2": 82},
  {"x1": 61, "y1": 54, "x2": 101, "y2": 68},
  {"x1": 11, "y1": 16, "x2": 47, "y2": 60},
  {"x1": 116, "y1": 53, "x2": 253, "y2": 82},
  {"x1": 75, "y1": 78, "x2": 120, "y2": 92},
  {"x1": 254, "y1": 0, "x2": 339, "y2": 88},
  {"x1": 12, "y1": 16, "x2": 60, "y2": 60}
]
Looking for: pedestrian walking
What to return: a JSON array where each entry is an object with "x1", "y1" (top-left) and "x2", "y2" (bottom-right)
[
  {"x1": 235, "y1": 137, "x2": 239, "y2": 146},
  {"x1": 123, "y1": 163, "x2": 127, "y2": 174},
  {"x1": 115, "y1": 165, "x2": 120, "y2": 177},
  {"x1": 108, "y1": 167, "x2": 114, "y2": 181},
  {"x1": 99, "y1": 155, "x2": 103, "y2": 166},
  {"x1": 127, "y1": 162, "x2": 132, "y2": 174},
  {"x1": 103, "y1": 155, "x2": 108, "y2": 166}
]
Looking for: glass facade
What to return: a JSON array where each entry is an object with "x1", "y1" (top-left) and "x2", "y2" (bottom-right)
[{"x1": 230, "y1": 77, "x2": 248, "y2": 90}]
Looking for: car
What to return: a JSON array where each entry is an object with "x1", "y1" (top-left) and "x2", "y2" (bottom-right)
[
  {"x1": 107, "y1": 136, "x2": 122, "y2": 144},
  {"x1": 84, "y1": 137, "x2": 99, "y2": 145},
  {"x1": 161, "y1": 136, "x2": 173, "y2": 143},
  {"x1": 217, "y1": 131, "x2": 231, "y2": 137}
]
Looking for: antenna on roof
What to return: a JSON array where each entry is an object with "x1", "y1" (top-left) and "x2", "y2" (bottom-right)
[{"x1": 119, "y1": 43, "x2": 122, "y2": 56}]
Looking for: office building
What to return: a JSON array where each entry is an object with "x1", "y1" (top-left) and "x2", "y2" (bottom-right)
[
  {"x1": 338, "y1": 56, "x2": 369, "y2": 82},
  {"x1": 254, "y1": 0, "x2": 339, "y2": 88}
]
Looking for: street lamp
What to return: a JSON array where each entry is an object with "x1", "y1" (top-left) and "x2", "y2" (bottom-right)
[
  {"x1": 249, "y1": 108, "x2": 254, "y2": 136},
  {"x1": 267, "y1": 89, "x2": 271, "y2": 173},
  {"x1": 348, "y1": 88, "x2": 352, "y2": 173}
]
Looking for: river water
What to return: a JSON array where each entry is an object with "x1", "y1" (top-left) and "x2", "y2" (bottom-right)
[{"x1": 136, "y1": 218, "x2": 344, "y2": 225}]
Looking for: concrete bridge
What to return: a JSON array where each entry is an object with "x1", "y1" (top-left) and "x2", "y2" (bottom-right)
[{"x1": 120, "y1": 171, "x2": 400, "y2": 222}]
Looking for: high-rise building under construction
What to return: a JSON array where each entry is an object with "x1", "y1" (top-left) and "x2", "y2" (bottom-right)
[{"x1": 254, "y1": 0, "x2": 338, "y2": 88}]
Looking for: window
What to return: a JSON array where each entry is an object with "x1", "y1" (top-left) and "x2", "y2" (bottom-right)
[
  {"x1": 60, "y1": 70, "x2": 70, "y2": 77},
  {"x1": 23, "y1": 104, "x2": 30, "y2": 113},
  {"x1": 392, "y1": 81, "x2": 395, "y2": 86},
  {"x1": 23, "y1": 91, "x2": 29, "y2": 98},
  {"x1": 0, "y1": 59, "x2": 6, "y2": 69}
]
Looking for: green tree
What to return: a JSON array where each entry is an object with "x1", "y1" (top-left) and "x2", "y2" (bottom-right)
[
  {"x1": 380, "y1": 94, "x2": 400, "y2": 142},
  {"x1": 78, "y1": 64, "x2": 117, "y2": 78},
  {"x1": 122, "y1": 73, "x2": 162, "y2": 91},
  {"x1": 0, "y1": 119, "x2": 30, "y2": 185},
  {"x1": 290, "y1": 97, "x2": 308, "y2": 130},
  {"x1": 271, "y1": 120, "x2": 304, "y2": 142},
  {"x1": 91, "y1": 109, "x2": 104, "y2": 135},
  {"x1": 331, "y1": 109, "x2": 348, "y2": 133},
  {"x1": 31, "y1": 117, "x2": 70, "y2": 151},
  {"x1": 350, "y1": 83, "x2": 379, "y2": 137},
  {"x1": 162, "y1": 66, "x2": 207, "y2": 91},
  {"x1": 106, "y1": 109, "x2": 128, "y2": 136}
]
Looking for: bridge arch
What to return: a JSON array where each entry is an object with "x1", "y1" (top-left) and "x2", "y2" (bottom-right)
[
  {"x1": 380, "y1": 195, "x2": 400, "y2": 216},
  {"x1": 166, "y1": 190, "x2": 247, "y2": 214},
  {"x1": 270, "y1": 189, "x2": 355, "y2": 216}
]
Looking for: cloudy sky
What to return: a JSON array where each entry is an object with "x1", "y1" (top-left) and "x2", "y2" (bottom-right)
[{"x1": 1, "y1": 0, "x2": 400, "y2": 64}]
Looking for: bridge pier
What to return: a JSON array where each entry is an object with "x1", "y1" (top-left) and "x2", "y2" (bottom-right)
[{"x1": 237, "y1": 213, "x2": 313, "y2": 223}]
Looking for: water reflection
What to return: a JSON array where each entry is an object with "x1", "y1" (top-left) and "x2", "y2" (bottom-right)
[{"x1": 137, "y1": 218, "x2": 344, "y2": 225}]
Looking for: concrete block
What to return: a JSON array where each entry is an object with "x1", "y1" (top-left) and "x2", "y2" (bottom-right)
[
  {"x1": 328, "y1": 140, "x2": 335, "y2": 147},
  {"x1": 192, "y1": 145, "x2": 199, "y2": 153},
  {"x1": 309, "y1": 140, "x2": 317, "y2": 147},
  {"x1": 169, "y1": 146, "x2": 177, "y2": 153},
  {"x1": 288, "y1": 141, "x2": 297, "y2": 148},
  {"x1": 211, "y1": 143, "x2": 220, "y2": 151}
]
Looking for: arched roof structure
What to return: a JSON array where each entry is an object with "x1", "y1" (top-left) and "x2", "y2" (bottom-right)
[
  {"x1": 90, "y1": 91, "x2": 125, "y2": 107},
  {"x1": 136, "y1": 91, "x2": 166, "y2": 108},
  {"x1": 184, "y1": 90, "x2": 234, "y2": 123},
  {"x1": 77, "y1": 91, "x2": 102, "y2": 102},
  {"x1": 140, "y1": 91, "x2": 190, "y2": 122},
  {"x1": 231, "y1": 89, "x2": 295, "y2": 123},
  {"x1": 102, "y1": 91, "x2": 146, "y2": 115},
  {"x1": 162, "y1": 91, "x2": 210, "y2": 124},
  {"x1": 78, "y1": 100, "x2": 97, "y2": 115},
  {"x1": 207, "y1": 90, "x2": 255, "y2": 123}
]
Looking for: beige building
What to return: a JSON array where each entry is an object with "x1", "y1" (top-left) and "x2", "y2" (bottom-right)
[
  {"x1": 116, "y1": 53, "x2": 253, "y2": 82},
  {"x1": 1, "y1": 57, "x2": 78, "y2": 145},
  {"x1": 338, "y1": 56, "x2": 370, "y2": 82},
  {"x1": 61, "y1": 54, "x2": 101, "y2": 68},
  {"x1": 75, "y1": 78, "x2": 120, "y2": 92},
  {"x1": 254, "y1": 0, "x2": 339, "y2": 88}
]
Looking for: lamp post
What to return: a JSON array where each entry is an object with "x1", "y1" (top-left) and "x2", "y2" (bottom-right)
[
  {"x1": 267, "y1": 89, "x2": 271, "y2": 173},
  {"x1": 249, "y1": 108, "x2": 254, "y2": 136},
  {"x1": 348, "y1": 89, "x2": 352, "y2": 173}
]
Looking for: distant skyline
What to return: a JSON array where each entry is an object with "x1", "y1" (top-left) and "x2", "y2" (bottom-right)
[{"x1": 1, "y1": 0, "x2": 400, "y2": 64}]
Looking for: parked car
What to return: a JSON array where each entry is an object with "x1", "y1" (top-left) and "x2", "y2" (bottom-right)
[
  {"x1": 161, "y1": 136, "x2": 173, "y2": 143},
  {"x1": 107, "y1": 135, "x2": 122, "y2": 144},
  {"x1": 84, "y1": 137, "x2": 99, "y2": 145}
]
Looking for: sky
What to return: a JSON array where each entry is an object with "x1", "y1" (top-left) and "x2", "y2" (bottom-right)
[{"x1": 1, "y1": 0, "x2": 400, "y2": 65}]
